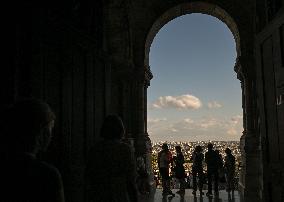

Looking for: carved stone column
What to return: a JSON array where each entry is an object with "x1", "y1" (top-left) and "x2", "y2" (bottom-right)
[
  {"x1": 243, "y1": 82, "x2": 262, "y2": 201},
  {"x1": 133, "y1": 66, "x2": 153, "y2": 155},
  {"x1": 143, "y1": 66, "x2": 154, "y2": 184},
  {"x1": 235, "y1": 57, "x2": 246, "y2": 194},
  {"x1": 236, "y1": 55, "x2": 262, "y2": 201},
  {"x1": 111, "y1": 65, "x2": 135, "y2": 147},
  {"x1": 134, "y1": 78, "x2": 148, "y2": 154},
  {"x1": 133, "y1": 66, "x2": 155, "y2": 201},
  {"x1": 239, "y1": 80, "x2": 247, "y2": 193},
  {"x1": 121, "y1": 79, "x2": 135, "y2": 147}
]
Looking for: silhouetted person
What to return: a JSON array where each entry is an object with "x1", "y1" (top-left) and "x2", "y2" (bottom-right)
[
  {"x1": 173, "y1": 145, "x2": 186, "y2": 194},
  {"x1": 205, "y1": 143, "x2": 220, "y2": 197},
  {"x1": 215, "y1": 150, "x2": 224, "y2": 168},
  {"x1": 216, "y1": 149, "x2": 225, "y2": 183},
  {"x1": 191, "y1": 145, "x2": 204, "y2": 196},
  {"x1": 224, "y1": 148, "x2": 236, "y2": 194},
  {"x1": 86, "y1": 115, "x2": 138, "y2": 202},
  {"x1": 0, "y1": 98, "x2": 65, "y2": 202},
  {"x1": 158, "y1": 143, "x2": 175, "y2": 196}
]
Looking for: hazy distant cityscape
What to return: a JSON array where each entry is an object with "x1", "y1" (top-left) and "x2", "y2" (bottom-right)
[{"x1": 152, "y1": 141, "x2": 241, "y2": 176}]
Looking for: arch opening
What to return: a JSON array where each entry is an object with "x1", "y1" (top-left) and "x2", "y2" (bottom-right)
[
  {"x1": 145, "y1": 2, "x2": 244, "y2": 195},
  {"x1": 144, "y1": 1, "x2": 241, "y2": 69}
]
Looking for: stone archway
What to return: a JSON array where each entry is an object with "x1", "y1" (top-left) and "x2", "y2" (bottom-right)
[
  {"x1": 144, "y1": 2, "x2": 241, "y2": 69},
  {"x1": 104, "y1": 0, "x2": 261, "y2": 200},
  {"x1": 141, "y1": 2, "x2": 262, "y2": 201}
]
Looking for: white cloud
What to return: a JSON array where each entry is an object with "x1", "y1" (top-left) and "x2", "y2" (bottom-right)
[
  {"x1": 207, "y1": 101, "x2": 222, "y2": 109},
  {"x1": 227, "y1": 127, "x2": 238, "y2": 136},
  {"x1": 148, "y1": 115, "x2": 244, "y2": 142},
  {"x1": 170, "y1": 128, "x2": 179, "y2": 132},
  {"x1": 151, "y1": 94, "x2": 202, "y2": 110},
  {"x1": 199, "y1": 118, "x2": 223, "y2": 129},
  {"x1": 147, "y1": 118, "x2": 167, "y2": 124},
  {"x1": 184, "y1": 118, "x2": 194, "y2": 124},
  {"x1": 230, "y1": 115, "x2": 242, "y2": 124}
]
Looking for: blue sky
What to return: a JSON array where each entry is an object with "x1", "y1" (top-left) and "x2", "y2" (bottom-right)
[{"x1": 147, "y1": 14, "x2": 243, "y2": 142}]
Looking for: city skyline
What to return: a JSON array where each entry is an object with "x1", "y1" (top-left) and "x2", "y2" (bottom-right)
[
  {"x1": 151, "y1": 141, "x2": 241, "y2": 177},
  {"x1": 147, "y1": 13, "x2": 243, "y2": 142}
]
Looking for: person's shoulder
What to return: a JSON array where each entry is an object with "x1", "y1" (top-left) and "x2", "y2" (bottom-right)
[
  {"x1": 114, "y1": 140, "x2": 130, "y2": 148},
  {"x1": 24, "y1": 158, "x2": 63, "y2": 188},
  {"x1": 37, "y1": 160, "x2": 62, "y2": 178},
  {"x1": 88, "y1": 140, "x2": 106, "y2": 153},
  {"x1": 115, "y1": 141, "x2": 133, "y2": 153}
]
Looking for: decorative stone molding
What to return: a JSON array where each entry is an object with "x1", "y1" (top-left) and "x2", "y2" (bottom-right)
[
  {"x1": 234, "y1": 56, "x2": 244, "y2": 81},
  {"x1": 145, "y1": 65, "x2": 153, "y2": 87}
]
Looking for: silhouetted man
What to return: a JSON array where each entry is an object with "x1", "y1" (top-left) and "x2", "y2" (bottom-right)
[
  {"x1": 205, "y1": 143, "x2": 220, "y2": 197},
  {"x1": 0, "y1": 98, "x2": 65, "y2": 202},
  {"x1": 191, "y1": 145, "x2": 204, "y2": 196}
]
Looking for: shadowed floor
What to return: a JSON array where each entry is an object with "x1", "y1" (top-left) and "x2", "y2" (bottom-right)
[{"x1": 139, "y1": 188, "x2": 242, "y2": 202}]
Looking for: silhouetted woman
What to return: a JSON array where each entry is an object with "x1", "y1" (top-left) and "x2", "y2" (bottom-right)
[
  {"x1": 86, "y1": 115, "x2": 138, "y2": 202},
  {"x1": 173, "y1": 145, "x2": 186, "y2": 194},
  {"x1": 224, "y1": 148, "x2": 236, "y2": 193},
  {"x1": 0, "y1": 98, "x2": 65, "y2": 202}
]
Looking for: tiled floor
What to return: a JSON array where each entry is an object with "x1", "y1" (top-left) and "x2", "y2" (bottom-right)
[{"x1": 153, "y1": 189, "x2": 241, "y2": 202}]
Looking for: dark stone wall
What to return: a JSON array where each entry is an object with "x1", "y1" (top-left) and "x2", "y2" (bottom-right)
[
  {"x1": 255, "y1": 12, "x2": 284, "y2": 202},
  {"x1": 2, "y1": 2, "x2": 106, "y2": 202}
]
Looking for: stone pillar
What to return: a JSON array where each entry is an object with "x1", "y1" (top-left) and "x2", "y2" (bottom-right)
[
  {"x1": 111, "y1": 63, "x2": 155, "y2": 199},
  {"x1": 235, "y1": 57, "x2": 246, "y2": 194},
  {"x1": 235, "y1": 56, "x2": 262, "y2": 201},
  {"x1": 239, "y1": 132, "x2": 246, "y2": 192},
  {"x1": 121, "y1": 79, "x2": 135, "y2": 148},
  {"x1": 134, "y1": 78, "x2": 148, "y2": 154},
  {"x1": 239, "y1": 80, "x2": 246, "y2": 193},
  {"x1": 143, "y1": 66, "x2": 154, "y2": 187},
  {"x1": 133, "y1": 66, "x2": 155, "y2": 201},
  {"x1": 243, "y1": 77, "x2": 262, "y2": 201}
]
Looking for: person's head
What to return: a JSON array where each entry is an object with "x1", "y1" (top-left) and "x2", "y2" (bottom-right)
[
  {"x1": 207, "y1": 143, "x2": 213, "y2": 150},
  {"x1": 225, "y1": 148, "x2": 232, "y2": 155},
  {"x1": 162, "y1": 143, "x2": 168, "y2": 151},
  {"x1": 100, "y1": 114, "x2": 125, "y2": 140},
  {"x1": 195, "y1": 145, "x2": 202, "y2": 153},
  {"x1": 175, "y1": 145, "x2": 181, "y2": 153},
  {"x1": 1, "y1": 98, "x2": 56, "y2": 154}
]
